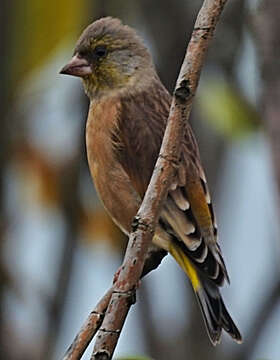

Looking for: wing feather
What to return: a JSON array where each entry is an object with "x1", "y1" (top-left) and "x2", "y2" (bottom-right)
[
  {"x1": 112, "y1": 79, "x2": 229, "y2": 286},
  {"x1": 159, "y1": 123, "x2": 229, "y2": 286}
]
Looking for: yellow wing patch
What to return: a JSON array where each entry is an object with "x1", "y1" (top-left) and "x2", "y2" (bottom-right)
[{"x1": 169, "y1": 243, "x2": 201, "y2": 291}]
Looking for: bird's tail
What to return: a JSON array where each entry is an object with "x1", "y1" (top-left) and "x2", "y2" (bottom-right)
[
  {"x1": 169, "y1": 244, "x2": 242, "y2": 345},
  {"x1": 195, "y1": 277, "x2": 242, "y2": 345}
]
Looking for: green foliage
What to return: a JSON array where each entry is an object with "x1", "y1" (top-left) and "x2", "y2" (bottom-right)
[
  {"x1": 10, "y1": 0, "x2": 90, "y2": 88},
  {"x1": 198, "y1": 78, "x2": 260, "y2": 140}
]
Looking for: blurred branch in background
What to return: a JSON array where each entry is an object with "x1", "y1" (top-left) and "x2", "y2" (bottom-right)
[
  {"x1": 0, "y1": 0, "x2": 15, "y2": 358},
  {"x1": 42, "y1": 131, "x2": 84, "y2": 360},
  {"x1": 236, "y1": 280, "x2": 280, "y2": 360},
  {"x1": 232, "y1": 1, "x2": 280, "y2": 358},
  {"x1": 0, "y1": 1, "x2": 90, "y2": 359},
  {"x1": 138, "y1": 0, "x2": 200, "y2": 93},
  {"x1": 253, "y1": 0, "x2": 280, "y2": 198}
]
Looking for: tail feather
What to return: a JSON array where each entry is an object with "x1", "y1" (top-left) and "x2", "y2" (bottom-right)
[
  {"x1": 196, "y1": 287, "x2": 222, "y2": 345},
  {"x1": 196, "y1": 279, "x2": 242, "y2": 345},
  {"x1": 169, "y1": 243, "x2": 242, "y2": 345},
  {"x1": 220, "y1": 297, "x2": 242, "y2": 342}
]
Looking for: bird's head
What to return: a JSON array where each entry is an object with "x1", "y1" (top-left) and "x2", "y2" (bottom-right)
[{"x1": 60, "y1": 17, "x2": 154, "y2": 99}]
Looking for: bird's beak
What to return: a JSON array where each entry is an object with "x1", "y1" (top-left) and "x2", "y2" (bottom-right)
[{"x1": 60, "y1": 54, "x2": 92, "y2": 77}]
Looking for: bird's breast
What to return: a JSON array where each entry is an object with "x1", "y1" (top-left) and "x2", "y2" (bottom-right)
[
  {"x1": 86, "y1": 97, "x2": 120, "y2": 185},
  {"x1": 85, "y1": 97, "x2": 140, "y2": 233}
]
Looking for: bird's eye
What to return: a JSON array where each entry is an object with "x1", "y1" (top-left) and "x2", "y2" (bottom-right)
[{"x1": 93, "y1": 45, "x2": 107, "y2": 58}]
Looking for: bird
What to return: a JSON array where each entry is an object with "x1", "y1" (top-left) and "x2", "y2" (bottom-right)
[{"x1": 60, "y1": 17, "x2": 242, "y2": 345}]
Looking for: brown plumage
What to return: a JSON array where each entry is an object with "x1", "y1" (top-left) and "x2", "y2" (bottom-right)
[{"x1": 60, "y1": 17, "x2": 242, "y2": 345}]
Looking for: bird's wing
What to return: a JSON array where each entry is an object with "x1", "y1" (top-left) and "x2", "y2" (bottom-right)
[
  {"x1": 113, "y1": 80, "x2": 228, "y2": 286},
  {"x1": 160, "y1": 123, "x2": 229, "y2": 287},
  {"x1": 111, "y1": 84, "x2": 241, "y2": 343}
]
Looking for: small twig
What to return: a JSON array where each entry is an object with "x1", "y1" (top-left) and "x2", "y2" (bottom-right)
[{"x1": 63, "y1": 287, "x2": 113, "y2": 360}]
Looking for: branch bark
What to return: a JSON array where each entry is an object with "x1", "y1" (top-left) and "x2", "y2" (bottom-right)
[{"x1": 63, "y1": 1, "x2": 229, "y2": 359}]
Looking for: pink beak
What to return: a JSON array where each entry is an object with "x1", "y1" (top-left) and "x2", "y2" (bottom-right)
[{"x1": 60, "y1": 54, "x2": 92, "y2": 77}]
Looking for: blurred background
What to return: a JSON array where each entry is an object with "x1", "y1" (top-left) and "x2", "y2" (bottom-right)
[{"x1": 1, "y1": 0, "x2": 280, "y2": 359}]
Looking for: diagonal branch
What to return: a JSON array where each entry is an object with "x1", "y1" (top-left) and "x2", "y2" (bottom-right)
[
  {"x1": 63, "y1": 287, "x2": 113, "y2": 360},
  {"x1": 63, "y1": 1, "x2": 229, "y2": 359}
]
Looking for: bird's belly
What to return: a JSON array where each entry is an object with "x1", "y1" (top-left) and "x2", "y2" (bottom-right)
[{"x1": 88, "y1": 150, "x2": 140, "y2": 234}]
